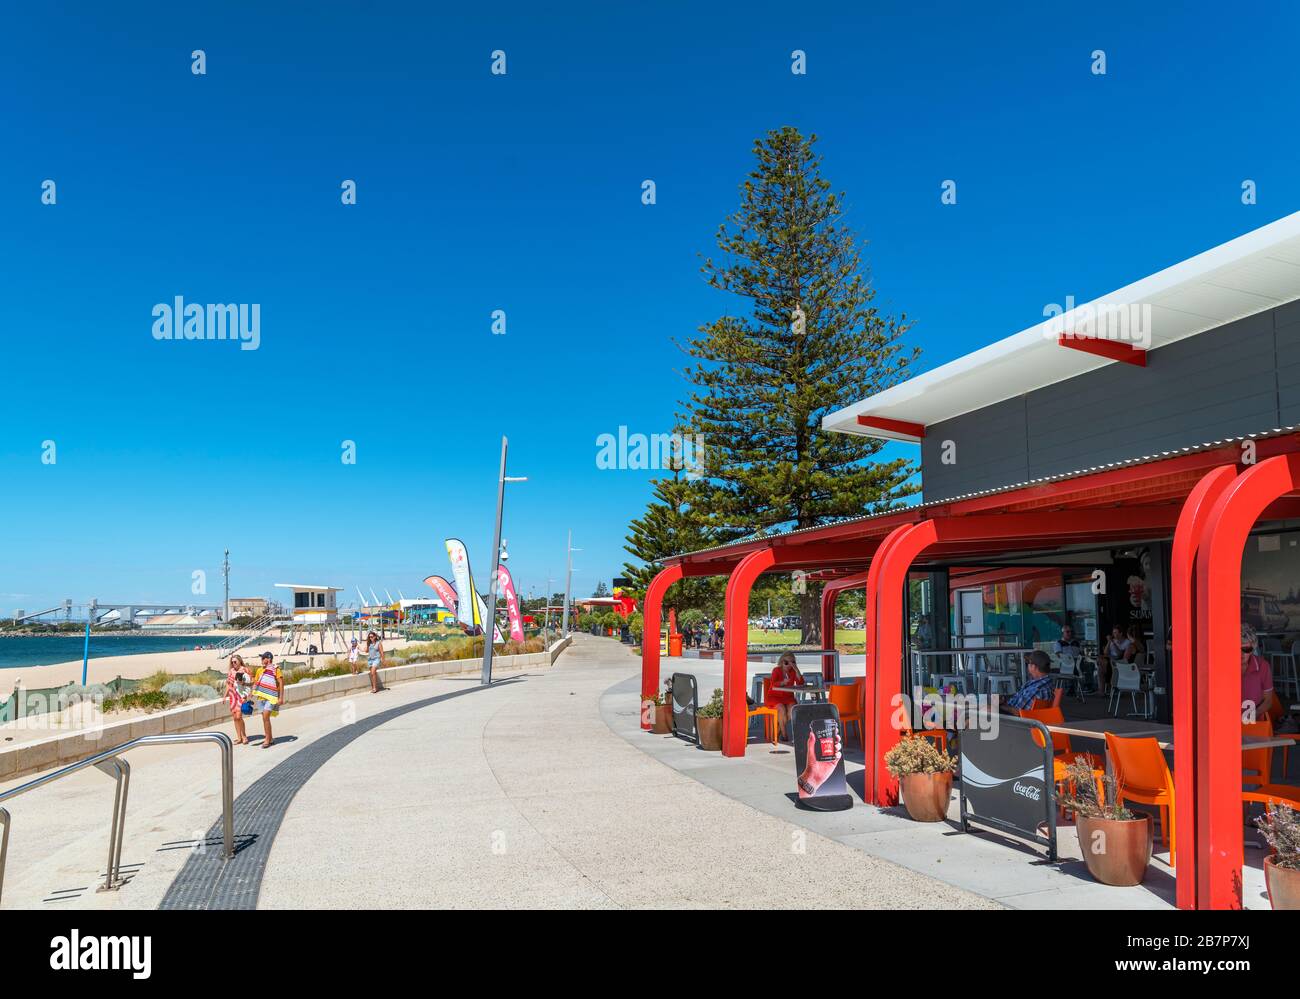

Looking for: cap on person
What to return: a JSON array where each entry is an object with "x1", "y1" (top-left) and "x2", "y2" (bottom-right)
[{"x1": 261, "y1": 651, "x2": 273, "y2": 661}]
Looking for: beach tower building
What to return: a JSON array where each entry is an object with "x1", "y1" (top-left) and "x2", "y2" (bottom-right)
[{"x1": 274, "y1": 583, "x2": 346, "y2": 655}]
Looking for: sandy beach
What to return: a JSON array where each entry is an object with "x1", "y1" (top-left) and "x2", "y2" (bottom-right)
[{"x1": 0, "y1": 632, "x2": 413, "y2": 701}]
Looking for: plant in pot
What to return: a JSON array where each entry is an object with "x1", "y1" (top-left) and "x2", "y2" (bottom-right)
[
  {"x1": 642, "y1": 679, "x2": 673, "y2": 735},
  {"x1": 1256, "y1": 802, "x2": 1300, "y2": 910},
  {"x1": 1060, "y1": 758, "x2": 1151, "y2": 887},
  {"x1": 884, "y1": 735, "x2": 957, "y2": 822},
  {"x1": 695, "y1": 687, "x2": 724, "y2": 751}
]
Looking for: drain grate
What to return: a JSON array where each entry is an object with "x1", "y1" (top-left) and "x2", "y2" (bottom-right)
[{"x1": 159, "y1": 676, "x2": 527, "y2": 910}]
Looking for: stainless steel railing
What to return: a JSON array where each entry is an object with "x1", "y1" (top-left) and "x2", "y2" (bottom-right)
[{"x1": 0, "y1": 731, "x2": 233, "y2": 905}]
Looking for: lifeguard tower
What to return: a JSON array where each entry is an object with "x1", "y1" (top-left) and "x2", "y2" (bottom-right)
[{"x1": 274, "y1": 583, "x2": 347, "y2": 655}]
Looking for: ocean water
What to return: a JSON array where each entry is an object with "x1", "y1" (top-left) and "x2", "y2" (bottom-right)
[{"x1": 0, "y1": 635, "x2": 216, "y2": 670}]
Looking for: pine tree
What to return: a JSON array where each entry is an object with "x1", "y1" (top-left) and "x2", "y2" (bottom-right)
[
  {"x1": 593, "y1": 580, "x2": 610, "y2": 598},
  {"x1": 622, "y1": 470, "x2": 736, "y2": 619},
  {"x1": 677, "y1": 126, "x2": 920, "y2": 644}
]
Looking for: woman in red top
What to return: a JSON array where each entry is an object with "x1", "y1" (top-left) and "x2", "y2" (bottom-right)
[{"x1": 765, "y1": 652, "x2": 805, "y2": 741}]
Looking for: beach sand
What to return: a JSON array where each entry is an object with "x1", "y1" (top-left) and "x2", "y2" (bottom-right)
[{"x1": 0, "y1": 632, "x2": 413, "y2": 701}]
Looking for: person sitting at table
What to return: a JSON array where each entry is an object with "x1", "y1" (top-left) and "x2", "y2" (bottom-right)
[
  {"x1": 1002, "y1": 650, "x2": 1062, "y2": 712},
  {"x1": 1240, "y1": 622, "x2": 1277, "y2": 723},
  {"x1": 1098, "y1": 624, "x2": 1135, "y2": 694},
  {"x1": 1053, "y1": 624, "x2": 1082, "y2": 660},
  {"x1": 764, "y1": 651, "x2": 805, "y2": 740}
]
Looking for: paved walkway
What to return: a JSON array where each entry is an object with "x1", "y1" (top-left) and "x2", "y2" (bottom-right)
[{"x1": 256, "y1": 636, "x2": 992, "y2": 908}]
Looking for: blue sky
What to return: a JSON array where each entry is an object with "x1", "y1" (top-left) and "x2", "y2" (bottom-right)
[{"x1": 0, "y1": 1, "x2": 1297, "y2": 613}]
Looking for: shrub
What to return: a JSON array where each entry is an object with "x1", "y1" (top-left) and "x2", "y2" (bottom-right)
[
  {"x1": 883, "y1": 735, "x2": 957, "y2": 777},
  {"x1": 1058, "y1": 758, "x2": 1135, "y2": 820},
  {"x1": 103, "y1": 689, "x2": 172, "y2": 713},
  {"x1": 1257, "y1": 803, "x2": 1300, "y2": 870},
  {"x1": 697, "y1": 688, "x2": 724, "y2": 719}
]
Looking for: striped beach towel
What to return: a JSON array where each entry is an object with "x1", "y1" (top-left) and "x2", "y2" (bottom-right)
[{"x1": 253, "y1": 665, "x2": 280, "y2": 704}]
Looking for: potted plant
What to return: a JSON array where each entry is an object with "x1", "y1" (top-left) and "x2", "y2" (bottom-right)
[
  {"x1": 884, "y1": 735, "x2": 957, "y2": 822},
  {"x1": 696, "y1": 687, "x2": 724, "y2": 751},
  {"x1": 1256, "y1": 802, "x2": 1300, "y2": 909},
  {"x1": 643, "y1": 679, "x2": 673, "y2": 735},
  {"x1": 1060, "y1": 758, "x2": 1151, "y2": 886}
]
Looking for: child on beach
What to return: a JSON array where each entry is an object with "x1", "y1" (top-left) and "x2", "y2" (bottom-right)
[
  {"x1": 348, "y1": 638, "x2": 360, "y2": 675},
  {"x1": 226, "y1": 654, "x2": 250, "y2": 745},
  {"x1": 252, "y1": 650, "x2": 285, "y2": 748}
]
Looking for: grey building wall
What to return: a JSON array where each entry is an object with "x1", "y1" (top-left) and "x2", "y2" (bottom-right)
[{"x1": 921, "y1": 301, "x2": 1300, "y2": 502}]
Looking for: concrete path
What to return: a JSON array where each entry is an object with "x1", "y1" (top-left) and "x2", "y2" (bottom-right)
[{"x1": 257, "y1": 635, "x2": 993, "y2": 908}]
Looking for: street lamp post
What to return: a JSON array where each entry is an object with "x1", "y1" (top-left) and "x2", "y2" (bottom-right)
[
  {"x1": 562, "y1": 532, "x2": 581, "y2": 637},
  {"x1": 481, "y1": 436, "x2": 527, "y2": 685}
]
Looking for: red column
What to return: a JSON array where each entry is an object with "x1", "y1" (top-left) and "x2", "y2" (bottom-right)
[
  {"x1": 722, "y1": 547, "x2": 776, "y2": 756},
  {"x1": 863, "y1": 525, "x2": 914, "y2": 803},
  {"x1": 1169, "y1": 465, "x2": 1236, "y2": 909},
  {"x1": 873, "y1": 521, "x2": 939, "y2": 805},
  {"x1": 640, "y1": 564, "x2": 683, "y2": 729},
  {"x1": 820, "y1": 584, "x2": 838, "y2": 681},
  {"x1": 1195, "y1": 453, "x2": 1300, "y2": 908}
]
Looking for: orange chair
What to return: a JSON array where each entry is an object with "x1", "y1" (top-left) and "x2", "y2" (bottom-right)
[
  {"x1": 747, "y1": 675, "x2": 778, "y2": 747},
  {"x1": 1241, "y1": 719, "x2": 1300, "y2": 808},
  {"x1": 1017, "y1": 707, "x2": 1105, "y2": 771},
  {"x1": 1105, "y1": 733, "x2": 1175, "y2": 866},
  {"x1": 828, "y1": 682, "x2": 864, "y2": 748},
  {"x1": 1018, "y1": 707, "x2": 1103, "y2": 811}
]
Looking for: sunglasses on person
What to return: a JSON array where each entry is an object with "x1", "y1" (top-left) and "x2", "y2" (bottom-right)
[{"x1": 1241, "y1": 645, "x2": 1255, "y2": 654}]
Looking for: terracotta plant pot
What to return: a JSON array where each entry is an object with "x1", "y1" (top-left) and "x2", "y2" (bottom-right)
[
  {"x1": 899, "y1": 771, "x2": 953, "y2": 822},
  {"x1": 1075, "y1": 813, "x2": 1152, "y2": 886},
  {"x1": 651, "y1": 703, "x2": 672, "y2": 735},
  {"x1": 697, "y1": 715, "x2": 723, "y2": 751},
  {"x1": 1265, "y1": 856, "x2": 1300, "y2": 910}
]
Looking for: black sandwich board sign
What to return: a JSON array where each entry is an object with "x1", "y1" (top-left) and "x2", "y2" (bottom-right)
[
  {"x1": 670, "y1": 672, "x2": 699, "y2": 745},
  {"x1": 957, "y1": 713, "x2": 1057, "y2": 860},
  {"x1": 789, "y1": 702, "x2": 852, "y2": 811}
]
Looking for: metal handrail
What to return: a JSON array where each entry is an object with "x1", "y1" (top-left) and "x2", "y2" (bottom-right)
[{"x1": 0, "y1": 731, "x2": 233, "y2": 905}]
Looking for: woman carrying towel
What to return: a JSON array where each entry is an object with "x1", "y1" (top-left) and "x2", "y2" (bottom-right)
[{"x1": 226, "y1": 654, "x2": 250, "y2": 746}]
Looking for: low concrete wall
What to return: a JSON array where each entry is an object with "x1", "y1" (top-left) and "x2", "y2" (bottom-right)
[{"x1": 0, "y1": 642, "x2": 571, "y2": 784}]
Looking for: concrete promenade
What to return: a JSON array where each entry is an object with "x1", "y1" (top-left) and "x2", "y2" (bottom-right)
[{"x1": 0, "y1": 636, "x2": 993, "y2": 909}]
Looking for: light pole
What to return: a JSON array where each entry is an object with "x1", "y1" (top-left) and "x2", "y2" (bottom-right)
[
  {"x1": 222, "y1": 549, "x2": 230, "y2": 624},
  {"x1": 481, "y1": 436, "x2": 527, "y2": 685},
  {"x1": 562, "y1": 532, "x2": 581, "y2": 637}
]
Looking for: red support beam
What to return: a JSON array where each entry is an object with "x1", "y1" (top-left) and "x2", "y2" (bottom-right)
[
  {"x1": 820, "y1": 570, "x2": 870, "y2": 682},
  {"x1": 1195, "y1": 453, "x2": 1300, "y2": 908},
  {"x1": 863, "y1": 525, "x2": 914, "y2": 803},
  {"x1": 856, "y1": 415, "x2": 926, "y2": 439},
  {"x1": 722, "y1": 547, "x2": 776, "y2": 757},
  {"x1": 1169, "y1": 464, "x2": 1237, "y2": 909},
  {"x1": 1057, "y1": 333, "x2": 1147, "y2": 366},
  {"x1": 640, "y1": 564, "x2": 683, "y2": 728}
]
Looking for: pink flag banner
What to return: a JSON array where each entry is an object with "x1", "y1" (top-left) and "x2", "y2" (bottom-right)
[
  {"x1": 423, "y1": 575, "x2": 459, "y2": 612},
  {"x1": 496, "y1": 565, "x2": 525, "y2": 642}
]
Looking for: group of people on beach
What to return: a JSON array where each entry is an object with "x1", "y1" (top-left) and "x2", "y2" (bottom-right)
[{"x1": 223, "y1": 631, "x2": 386, "y2": 748}]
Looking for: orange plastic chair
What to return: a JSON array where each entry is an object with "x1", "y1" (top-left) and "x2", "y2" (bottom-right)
[
  {"x1": 1105, "y1": 733, "x2": 1175, "y2": 866},
  {"x1": 1241, "y1": 718, "x2": 1300, "y2": 808},
  {"x1": 746, "y1": 675, "x2": 778, "y2": 747},
  {"x1": 828, "y1": 682, "x2": 864, "y2": 747},
  {"x1": 1017, "y1": 707, "x2": 1105, "y2": 771}
]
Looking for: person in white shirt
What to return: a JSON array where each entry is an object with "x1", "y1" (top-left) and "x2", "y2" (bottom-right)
[{"x1": 1099, "y1": 624, "x2": 1135, "y2": 694}]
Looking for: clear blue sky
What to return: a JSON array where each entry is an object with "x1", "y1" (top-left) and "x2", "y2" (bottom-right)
[{"x1": 1, "y1": 1, "x2": 1296, "y2": 613}]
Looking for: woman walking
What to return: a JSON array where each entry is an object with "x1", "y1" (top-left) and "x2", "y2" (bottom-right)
[
  {"x1": 365, "y1": 630, "x2": 385, "y2": 693},
  {"x1": 226, "y1": 654, "x2": 250, "y2": 745}
]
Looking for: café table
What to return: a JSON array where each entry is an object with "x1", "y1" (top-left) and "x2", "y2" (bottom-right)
[
  {"x1": 772, "y1": 684, "x2": 827, "y2": 703},
  {"x1": 1044, "y1": 718, "x2": 1293, "y2": 752}
]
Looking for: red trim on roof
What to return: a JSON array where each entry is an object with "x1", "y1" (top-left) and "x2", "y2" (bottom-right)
[
  {"x1": 1057, "y1": 333, "x2": 1147, "y2": 367},
  {"x1": 856, "y1": 415, "x2": 926, "y2": 439}
]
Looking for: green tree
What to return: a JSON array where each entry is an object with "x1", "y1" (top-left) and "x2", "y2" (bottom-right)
[
  {"x1": 593, "y1": 580, "x2": 610, "y2": 598},
  {"x1": 622, "y1": 470, "x2": 735, "y2": 621},
  {"x1": 678, "y1": 126, "x2": 919, "y2": 644}
]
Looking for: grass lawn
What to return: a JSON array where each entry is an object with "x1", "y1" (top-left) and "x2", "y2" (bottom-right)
[{"x1": 747, "y1": 627, "x2": 863, "y2": 647}]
